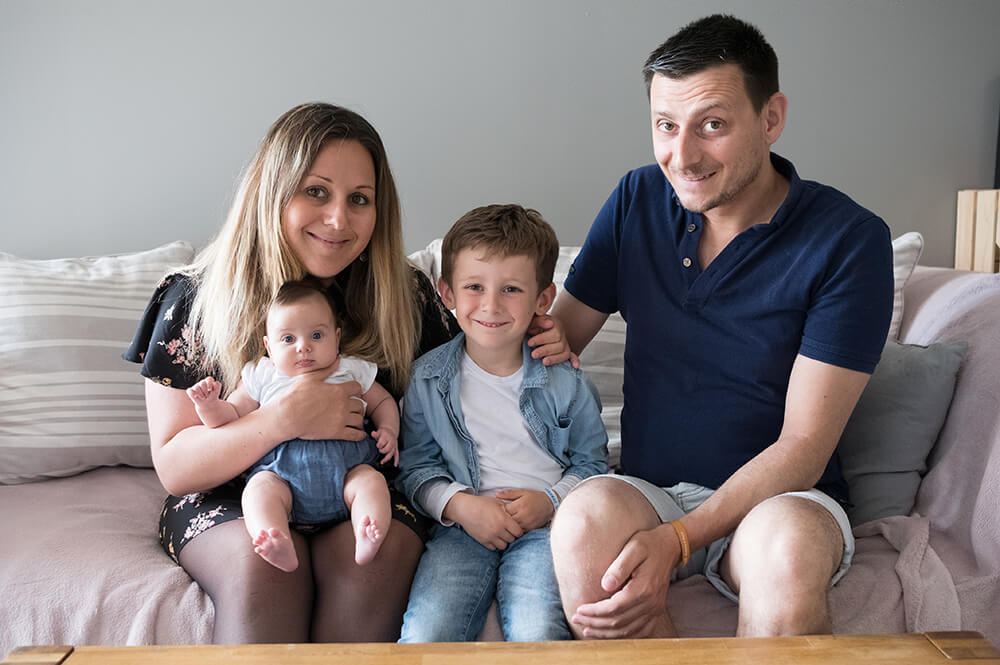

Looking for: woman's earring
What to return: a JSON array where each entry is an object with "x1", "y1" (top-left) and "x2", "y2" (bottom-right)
[{"x1": 358, "y1": 251, "x2": 368, "y2": 263}]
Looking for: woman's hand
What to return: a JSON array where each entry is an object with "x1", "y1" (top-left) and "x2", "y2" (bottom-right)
[
  {"x1": 276, "y1": 377, "x2": 366, "y2": 441},
  {"x1": 527, "y1": 314, "x2": 579, "y2": 368}
]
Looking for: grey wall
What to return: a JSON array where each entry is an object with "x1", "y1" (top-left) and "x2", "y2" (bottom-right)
[{"x1": 2, "y1": 0, "x2": 999, "y2": 267}]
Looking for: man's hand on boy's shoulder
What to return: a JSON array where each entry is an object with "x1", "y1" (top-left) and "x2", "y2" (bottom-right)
[
  {"x1": 497, "y1": 488, "x2": 554, "y2": 531},
  {"x1": 527, "y1": 313, "x2": 580, "y2": 368}
]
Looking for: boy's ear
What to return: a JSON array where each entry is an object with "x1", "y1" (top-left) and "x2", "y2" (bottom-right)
[
  {"x1": 437, "y1": 276, "x2": 456, "y2": 310},
  {"x1": 535, "y1": 283, "x2": 557, "y2": 315}
]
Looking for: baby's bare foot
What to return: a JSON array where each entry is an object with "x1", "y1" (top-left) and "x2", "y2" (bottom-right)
[
  {"x1": 253, "y1": 527, "x2": 298, "y2": 572},
  {"x1": 354, "y1": 515, "x2": 385, "y2": 566}
]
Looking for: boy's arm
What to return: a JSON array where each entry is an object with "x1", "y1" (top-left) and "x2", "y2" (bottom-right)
[
  {"x1": 559, "y1": 370, "x2": 610, "y2": 482},
  {"x1": 363, "y1": 380, "x2": 400, "y2": 465}
]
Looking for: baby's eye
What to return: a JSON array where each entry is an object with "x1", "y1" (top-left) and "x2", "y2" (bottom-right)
[
  {"x1": 312, "y1": 331, "x2": 323, "y2": 340},
  {"x1": 281, "y1": 335, "x2": 295, "y2": 344}
]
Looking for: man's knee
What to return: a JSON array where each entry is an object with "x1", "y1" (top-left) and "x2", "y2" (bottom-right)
[
  {"x1": 551, "y1": 477, "x2": 658, "y2": 550},
  {"x1": 726, "y1": 495, "x2": 844, "y2": 594}
]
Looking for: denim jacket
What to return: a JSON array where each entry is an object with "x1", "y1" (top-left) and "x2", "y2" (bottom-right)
[{"x1": 396, "y1": 333, "x2": 609, "y2": 514}]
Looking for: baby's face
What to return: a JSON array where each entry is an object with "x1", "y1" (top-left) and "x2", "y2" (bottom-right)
[{"x1": 264, "y1": 294, "x2": 341, "y2": 377}]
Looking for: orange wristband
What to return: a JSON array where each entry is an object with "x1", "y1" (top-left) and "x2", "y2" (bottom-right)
[{"x1": 668, "y1": 519, "x2": 690, "y2": 568}]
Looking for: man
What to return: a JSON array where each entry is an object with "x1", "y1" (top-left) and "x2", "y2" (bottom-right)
[{"x1": 549, "y1": 14, "x2": 893, "y2": 638}]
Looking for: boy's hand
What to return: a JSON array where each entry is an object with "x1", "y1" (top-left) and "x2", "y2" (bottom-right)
[
  {"x1": 496, "y1": 488, "x2": 555, "y2": 531},
  {"x1": 445, "y1": 493, "x2": 524, "y2": 550},
  {"x1": 527, "y1": 315, "x2": 580, "y2": 368},
  {"x1": 186, "y1": 377, "x2": 222, "y2": 405},
  {"x1": 372, "y1": 428, "x2": 399, "y2": 466}
]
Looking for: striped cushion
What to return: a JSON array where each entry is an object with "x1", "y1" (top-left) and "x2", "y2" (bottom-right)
[{"x1": 0, "y1": 241, "x2": 195, "y2": 484}]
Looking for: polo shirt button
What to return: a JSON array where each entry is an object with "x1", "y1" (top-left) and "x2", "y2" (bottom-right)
[
  {"x1": 682, "y1": 257, "x2": 692, "y2": 268},
  {"x1": 687, "y1": 223, "x2": 696, "y2": 232}
]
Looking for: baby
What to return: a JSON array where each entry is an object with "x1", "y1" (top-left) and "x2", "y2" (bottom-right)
[{"x1": 186, "y1": 280, "x2": 398, "y2": 571}]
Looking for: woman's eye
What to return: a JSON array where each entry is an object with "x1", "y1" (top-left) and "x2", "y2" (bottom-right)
[
  {"x1": 305, "y1": 186, "x2": 327, "y2": 198},
  {"x1": 350, "y1": 192, "x2": 370, "y2": 205}
]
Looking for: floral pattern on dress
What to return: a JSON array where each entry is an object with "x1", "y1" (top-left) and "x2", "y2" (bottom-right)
[
  {"x1": 156, "y1": 323, "x2": 200, "y2": 370},
  {"x1": 183, "y1": 506, "x2": 225, "y2": 541},
  {"x1": 172, "y1": 492, "x2": 206, "y2": 512}
]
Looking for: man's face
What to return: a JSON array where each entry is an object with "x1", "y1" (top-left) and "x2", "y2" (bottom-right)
[{"x1": 649, "y1": 64, "x2": 773, "y2": 216}]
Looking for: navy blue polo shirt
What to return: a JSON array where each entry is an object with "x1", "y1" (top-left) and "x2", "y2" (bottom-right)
[{"x1": 564, "y1": 154, "x2": 893, "y2": 501}]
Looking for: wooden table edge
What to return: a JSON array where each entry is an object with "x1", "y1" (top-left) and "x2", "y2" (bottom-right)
[{"x1": 4, "y1": 632, "x2": 999, "y2": 664}]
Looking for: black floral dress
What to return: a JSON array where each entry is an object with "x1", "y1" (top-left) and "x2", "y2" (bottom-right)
[{"x1": 124, "y1": 268, "x2": 459, "y2": 563}]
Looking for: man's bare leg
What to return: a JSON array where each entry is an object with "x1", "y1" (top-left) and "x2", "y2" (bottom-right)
[
  {"x1": 550, "y1": 476, "x2": 676, "y2": 639},
  {"x1": 720, "y1": 495, "x2": 844, "y2": 636}
]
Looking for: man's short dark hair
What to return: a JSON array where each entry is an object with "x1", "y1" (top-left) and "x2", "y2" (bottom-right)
[{"x1": 643, "y1": 14, "x2": 779, "y2": 112}]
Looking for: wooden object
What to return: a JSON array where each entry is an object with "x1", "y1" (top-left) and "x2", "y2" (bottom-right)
[
  {"x1": 956, "y1": 189, "x2": 1000, "y2": 272},
  {"x1": 5, "y1": 632, "x2": 999, "y2": 665}
]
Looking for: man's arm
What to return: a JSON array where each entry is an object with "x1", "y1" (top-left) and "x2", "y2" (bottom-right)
[
  {"x1": 574, "y1": 354, "x2": 870, "y2": 637},
  {"x1": 550, "y1": 290, "x2": 611, "y2": 356}
]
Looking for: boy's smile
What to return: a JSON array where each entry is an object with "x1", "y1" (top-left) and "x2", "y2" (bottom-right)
[{"x1": 439, "y1": 249, "x2": 555, "y2": 376}]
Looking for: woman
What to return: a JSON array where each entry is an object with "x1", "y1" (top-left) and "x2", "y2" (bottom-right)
[
  {"x1": 125, "y1": 103, "x2": 462, "y2": 643},
  {"x1": 128, "y1": 103, "x2": 572, "y2": 643}
]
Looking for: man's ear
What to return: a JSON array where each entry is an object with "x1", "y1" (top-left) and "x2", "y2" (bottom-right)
[
  {"x1": 535, "y1": 283, "x2": 557, "y2": 315},
  {"x1": 762, "y1": 91, "x2": 788, "y2": 146},
  {"x1": 437, "y1": 276, "x2": 456, "y2": 310}
]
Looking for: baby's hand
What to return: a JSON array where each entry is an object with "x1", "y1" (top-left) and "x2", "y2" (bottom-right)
[
  {"x1": 372, "y1": 429, "x2": 398, "y2": 467},
  {"x1": 186, "y1": 377, "x2": 222, "y2": 405}
]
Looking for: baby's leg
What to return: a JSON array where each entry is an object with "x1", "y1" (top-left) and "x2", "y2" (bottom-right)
[
  {"x1": 242, "y1": 471, "x2": 298, "y2": 572},
  {"x1": 343, "y1": 464, "x2": 391, "y2": 565}
]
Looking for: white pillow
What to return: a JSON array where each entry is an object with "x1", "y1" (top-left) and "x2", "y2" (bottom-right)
[
  {"x1": 0, "y1": 241, "x2": 196, "y2": 484},
  {"x1": 890, "y1": 232, "x2": 923, "y2": 340}
]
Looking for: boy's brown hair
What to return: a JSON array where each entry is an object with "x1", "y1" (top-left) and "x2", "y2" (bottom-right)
[{"x1": 440, "y1": 204, "x2": 559, "y2": 292}]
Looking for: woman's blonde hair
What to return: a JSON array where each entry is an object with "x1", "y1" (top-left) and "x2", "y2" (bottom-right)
[{"x1": 185, "y1": 103, "x2": 419, "y2": 395}]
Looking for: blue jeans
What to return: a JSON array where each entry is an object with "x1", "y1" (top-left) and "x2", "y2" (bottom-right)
[{"x1": 399, "y1": 523, "x2": 570, "y2": 642}]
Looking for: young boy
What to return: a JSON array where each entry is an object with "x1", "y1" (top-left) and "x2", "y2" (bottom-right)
[
  {"x1": 396, "y1": 204, "x2": 608, "y2": 642},
  {"x1": 186, "y1": 280, "x2": 398, "y2": 572}
]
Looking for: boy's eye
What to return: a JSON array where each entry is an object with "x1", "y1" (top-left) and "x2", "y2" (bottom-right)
[
  {"x1": 281, "y1": 335, "x2": 295, "y2": 344},
  {"x1": 464, "y1": 284, "x2": 482, "y2": 292},
  {"x1": 502, "y1": 285, "x2": 523, "y2": 294}
]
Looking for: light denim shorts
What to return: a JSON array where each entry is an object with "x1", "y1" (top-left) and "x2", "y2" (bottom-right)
[{"x1": 577, "y1": 474, "x2": 855, "y2": 603}]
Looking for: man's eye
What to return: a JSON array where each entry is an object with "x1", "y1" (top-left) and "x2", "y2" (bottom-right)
[
  {"x1": 704, "y1": 120, "x2": 723, "y2": 132},
  {"x1": 657, "y1": 120, "x2": 675, "y2": 132}
]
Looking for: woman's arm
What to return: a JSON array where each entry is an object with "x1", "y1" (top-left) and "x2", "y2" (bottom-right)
[{"x1": 146, "y1": 375, "x2": 366, "y2": 495}]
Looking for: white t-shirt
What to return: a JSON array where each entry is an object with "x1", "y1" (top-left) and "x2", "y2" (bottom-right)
[
  {"x1": 417, "y1": 350, "x2": 581, "y2": 523},
  {"x1": 241, "y1": 355, "x2": 377, "y2": 406}
]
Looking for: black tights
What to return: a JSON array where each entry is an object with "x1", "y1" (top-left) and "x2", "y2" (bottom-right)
[{"x1": 178, "y1": 518, "x2": 423, "y2": 643}]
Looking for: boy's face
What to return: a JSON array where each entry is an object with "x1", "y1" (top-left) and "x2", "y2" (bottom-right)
[
  {"x1": 263, "y1": 293, "x2": 341, "y2": 377},
  {"x1": 438, "y1": 249, "x2": 555, "y2": 359}
]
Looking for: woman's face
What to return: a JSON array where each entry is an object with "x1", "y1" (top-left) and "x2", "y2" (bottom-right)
[{"x1": 282, "y1": 139, "x2": 377, "y2": 284}]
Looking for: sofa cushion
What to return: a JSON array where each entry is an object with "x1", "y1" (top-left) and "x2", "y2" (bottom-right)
[
  {"x1": 889, "y1": 232, "x2": 923, "y2": 340},
  {"x1": 838, "y1": 338, "x2": 966, "y2": 526},
  {"x1": 0, "y1": 241, "x2": 196, "y2": 484}
]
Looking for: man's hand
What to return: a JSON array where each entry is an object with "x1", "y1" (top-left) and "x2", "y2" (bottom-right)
[
  {"x1": 444, "y1": 493, "x2": 525, "y2": 550},
  {"x1": 497, "y1": 488, "x2": 554, "y2": 531},
  {"x1": 527, "y1": 314, "x2": 580, "y2": 368},
  {"x1": 571, "y1": 523, "x2": 679, "y2": 638}
]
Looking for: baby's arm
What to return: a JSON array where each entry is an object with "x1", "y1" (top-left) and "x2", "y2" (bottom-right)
[
  {"x1": 363, "y1": 380, "x2": 399, "y2": 466},
  {"x1": 186, "y1": 378, "x2": 258, "y2": 429}
]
